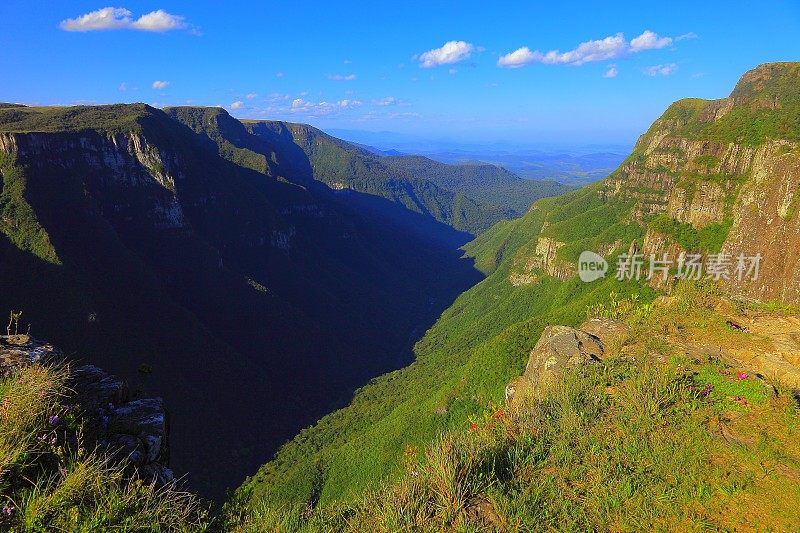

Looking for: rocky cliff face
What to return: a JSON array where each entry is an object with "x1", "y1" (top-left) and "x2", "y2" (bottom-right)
[
  {"x1": 508, "y1": 63, "x2": 800, "y2": 304},
  {"x1": 1, "y1": 335, "x2": 174, "y2": 485},
  {"x1": 0, "y1": 130, "x2": 188, "y2": 230}
]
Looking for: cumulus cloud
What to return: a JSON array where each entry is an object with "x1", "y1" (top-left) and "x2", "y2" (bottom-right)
[
  {"x1": 629, "y1": 30, "x2": 672, "y2": 52},
  {"x1": 60, "y1": 7, "x2": 191, "y2": 32},
  {"x1": 643, "y1": 63, "x2": 677, "y2": 76},
  {"x1": 497, "y1": 47, "x2": 541, "y2": 68},
  {"x1": 230, "y1": 101, "x2": 244, "y2": 109},
  {"x1": 498, "y1": 30, "x2": 679, "y2": 68},
  {"x1": 328, "y1": 73, "x2": 357, "y2": 81},
  {"x1": 418, "y1": 41, "x2": 474, "y2": 68},
  {"x1": 603, "y1": 64, "x2": 619, "y2": 78},
  {"x1": 499, "y1": 33, "x2": 626, "y2": 67},
  {"x1": 151, "y1": 80, "x2": 169, "y2": 89}
]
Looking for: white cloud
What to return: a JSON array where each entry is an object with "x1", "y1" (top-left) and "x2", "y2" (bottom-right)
[
  {"x1": 497, "y1": 47, "x2": 541, "y2": 68},
  {"x1": 328, "y1": 73, "x2": 357, "y2": 81},
  {"x1": 675, "y1": 32, "x2": 698, "y2": 41},
  {"x1": 418, "y1": 41, "x2": 474, "y2": 68},
  {"x1": 448, "y1": 68, "x2": 457, "y2": 75},
  {"x1": 60, "y1": 7, "x2": 131, "y2": 31},
  {"x1": 246, "y1": 93, "x2": 258, "y2": 100},
  {"x1": 131, "y1": 9, "x2": 187, "y2": 31},
  {"x1": 343, "y1": 59, "x2": 352, "y2": 64},
  {"x1": 118, "y1": 82, "x2": 128, "y2": 91},
  {"x1": 643, "y1": 63, "x2": 677, "y2": 76},
  {"x1": 151, "y1": 80, "x2": 170, "y2": 89},
  {"x1": 275, "y1": 71, "x2": 284, "y2": 78},
  {"x1": 498, "y1": 30, "x2": 680, "y2": 68},
  {"x1": 629, "y1": 30, "x2": 672, "y2": 52},
  {"x1": 603, "y1": 64, "x2": 618, "y2": 78},
  {"x1": 291, "y1": 98, "x2": 311, "y2": 111},
  {"x1": 230, "y1": 101, "x2": 244, "y2": 109},
  {"x1": 545, "y1": 33, "x2": 626, "y2": 65},
  {"x1": 498, "y1": 33, "x2": 626, "y2": 67},
  {"x1": 60, "y1": 7, "x2": 190, "y2": 32}
]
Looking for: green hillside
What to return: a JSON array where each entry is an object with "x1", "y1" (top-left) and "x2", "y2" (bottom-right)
[
  {"x1": 237, "y1": 62, "x2": 800, "y2": 521},
  {"x1": 240, "y1": 119, "x2": 568, "y2": 234},
  {"x1": 231, "y1": 283, "x2": 800, "y2": 531},
  {"x1": 238, "y1": 180, "x2": 652, "y2": 508},
  {"x1": 382, "y1": 154, "x2": 569, "y2": 218}
]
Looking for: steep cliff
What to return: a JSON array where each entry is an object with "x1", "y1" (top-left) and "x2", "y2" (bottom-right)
[
  {"x1": 607, "y1": 62, "x2": 800, "y2": 302},
  {"x1": 0, "y1": 103, "x2": 482, "y2": 500},
  {"x1": 499, "y1": 63, "x2": 800, "y2": 303}
]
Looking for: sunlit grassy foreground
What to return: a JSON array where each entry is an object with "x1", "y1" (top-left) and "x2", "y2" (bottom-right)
[
  {"x1": 227, "y1": 284, "x2": 800, "y2": 531},
  {"x1": 0, "y1": 363, "x2": 206, "y2": 532}
]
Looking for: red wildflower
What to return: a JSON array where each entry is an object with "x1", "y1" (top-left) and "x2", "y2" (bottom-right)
[
  {"x1": 736, "y1": 371, "x2": 749, "y2": 380},
  {"x1": 469, "y1": 423, "x2": 478, "y2": 430}
]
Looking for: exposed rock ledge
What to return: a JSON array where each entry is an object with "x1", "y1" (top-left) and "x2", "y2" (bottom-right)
[
  {"x1": 0, "y1": 335, "x2": 173, "y2": 485},
  {"x1": 506, "y1": 309, "x2": 800, "y2": 405},
  {"x1": 505, "y1": 318, "x2": 628, "y2": 403}
]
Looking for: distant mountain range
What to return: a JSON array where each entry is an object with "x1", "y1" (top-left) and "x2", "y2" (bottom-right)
[{"x1": 328, "y1": 127, "x2": 630, "y2": 186}]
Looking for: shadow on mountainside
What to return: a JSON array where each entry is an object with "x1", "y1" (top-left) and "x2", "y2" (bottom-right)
[{"x1": 0, "y1": 116, "x2": 482, "y2": 502}]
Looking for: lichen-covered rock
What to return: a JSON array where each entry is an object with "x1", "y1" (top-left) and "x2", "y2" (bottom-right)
[
  {"x1": 0, "y1": 335, "x2": 172, "y2": 485},
  {"x1": 0, "y1": 336, "x2": 60, "y2": 376},
  {"x1": 579, "y1": 318, "x2": 629, "y2": 350},
  {"x1": 507, "y1": 325, "x2": 605, "y2": 403}
]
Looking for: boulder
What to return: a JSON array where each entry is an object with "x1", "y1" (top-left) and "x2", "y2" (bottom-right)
[
  {"x1": 579, "y1": 318, "x2": 629, "y2": 348},
  {"x1": 507, "y1": 325, "x2": 605, "y2": 403},
  {"x1": 110, "y1": 398, "x2": 167, "y2": 463}
]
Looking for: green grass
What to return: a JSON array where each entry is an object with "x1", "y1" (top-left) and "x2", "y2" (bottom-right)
[
  {"x1": 228, "y1": 286, "x2": 800, "y2": 530},
  {"x1": 0, "y1": 364, "x2": 208, "y2": 531},
  {"x1": 0, "y1": 104, "x2": 151, "y2": 134},
  {"x1": 0, "y1": 151, "x2": 59, "y2": 264},
  {"x1": 647, "y1": 214, "x2": 732, "y2": 254}
]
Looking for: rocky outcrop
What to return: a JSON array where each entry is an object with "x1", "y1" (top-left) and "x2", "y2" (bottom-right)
[
  {"x1": 0, "y1": 131, "x2": 188, "y2": 230},
  {"x1": 726, "y1": 315, "x2": 800, "y2": 388},
  {"x1": 602, "y1": 64, "x2": 800, "y2": 304},
  {"x1": 0, "y1": 335, "x2": 173, "y2": 485},
  {"x1": 505, "y1": 320, "x2": 628, "y2": 402},
  {"x1": 508, "y1": 236, "x2": 575, "y2": 286}
]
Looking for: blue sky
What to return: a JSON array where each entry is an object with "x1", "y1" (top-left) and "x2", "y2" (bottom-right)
[{"x1": 2, "y1": 1, "x2": 799, "y2": 144}]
